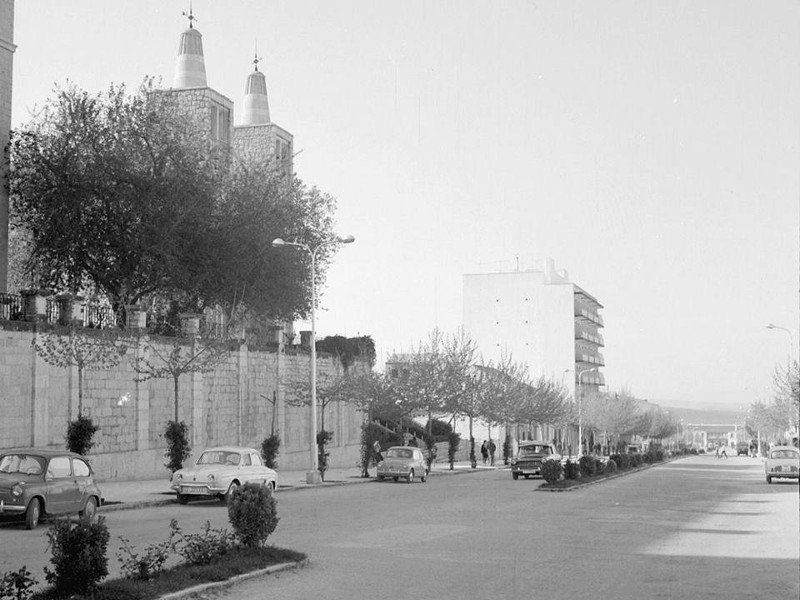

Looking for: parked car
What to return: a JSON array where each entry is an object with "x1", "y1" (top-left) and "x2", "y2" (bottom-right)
[
  {"x1": 376, "y1": 446, "x2": 428, "y2": 483},
  {"x1": 510, "y1": 441, "x2": 561, "y2": 480},
  {"x1": 0, "y1": 448, "x2": 102, "y2": 529},
  {"x1": 764, "y1": 445, "x2": 800, "y2": 484},
  {"x1": 171, "y1": 446, "x2": 277, "y2": 504}
]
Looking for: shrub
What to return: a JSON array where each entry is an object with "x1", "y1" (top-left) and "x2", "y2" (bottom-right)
[
  {"x1": 594, "y1": 457, "x2": 604, "y2": 474},
  {"x1": 228, "y1": 483, "x2": 279, "y2": 549},
  {"x1": 578, "y1": 455, "x2": 596, "y2": 477},
  {"x1": 540, "y1": 459, "x2": 564, "y2": 484},
  {"x1": 117, "y1": 521, "x2": 179, "y2": 580},
  {"x1": 502, "y1": 435, "x2": 512, "y2": 465},
  {"x1": 564, "y1": 459, "x2": 580, "y2": 480},
  {"x1": 447, "y1": 432, "x2": 461, "y2": 468},
  {"x1": 604, "y1": 458, "x2": 618, "y2": 474},
  {"x1": 645, "y1": 447, "x2": 664, "y2": 463},
  {"x1": 261, "y1": 434, "x2": 281, "y2": 469},
  {"x1": 44, "y1": 516, "x2": 110, "y2": 596},
  {"x1": 172, "y1": 520, "x2": 234, "y2": 566},
  {"x1": 164, "y1": 420, "x2": 191, "y2": 473},
  {"x1": 317, "y1": 430, "x2": 333, "y2": 480},
  {"x1": 66, "y1": 413, "x2": 99, "y2": 455},
  {"x1": 610, "y1": 453, "x2": 631, "y2": 469},
  {"x1": 0, "y1": 567, "x2": 37, "y2": 600},
  {"x1": 630, "y1": 453, "x2": 643, "y2": 467},
  {"x1": 424, "y1": 436, "x2": 438, "y2": 469}
]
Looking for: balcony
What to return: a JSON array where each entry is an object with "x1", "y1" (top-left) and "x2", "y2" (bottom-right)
[
  {"x1": 575, "y1": 352, "x2": 605, "y2": 367},
  {"x1": 575, "y1": 329, "x2": 604, "y2": 347},
  {"x1": 574, "y1": 306, "x2": 604, "y2": 327}
]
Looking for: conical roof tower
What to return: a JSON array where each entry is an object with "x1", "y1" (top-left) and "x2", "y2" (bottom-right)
[
  {"x1": 173, "y1": 9, "x2": 207, "y2": 88},
  {"x1": 241, "y1": 52, "x2": 270, "y2": 125}
]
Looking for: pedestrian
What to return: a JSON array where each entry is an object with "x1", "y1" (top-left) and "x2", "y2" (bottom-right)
[
  {"x1": 480, "y1": 441, "x2": 489, "y2": 464},
  {"x1": 372, "y1": 440, "x2": 383, "y2": 463},
  {"x1": 720, "y1": 445, "x2": 728, "y2": 459},
  {"x1": 489, "y1": 439, "x2": 497, "y2": 466},
  {"x1": 715, "y1": 445, "x2": 720, "y2": 458}
]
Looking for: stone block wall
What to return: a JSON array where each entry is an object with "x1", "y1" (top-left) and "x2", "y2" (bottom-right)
[{"x1": 0, "y1": 322, "x2": 365, "y2": 480}]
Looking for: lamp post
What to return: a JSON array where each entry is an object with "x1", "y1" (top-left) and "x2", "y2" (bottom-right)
[
  {"x1": 577, "y1": 367, "x2": 598, "y2": 457},
  {"x1": 766, "y1": 323, "x2": 794, "y2": 374},
  {"x1": 272, "y1": 234, "x2": 355, "y2": 484}
]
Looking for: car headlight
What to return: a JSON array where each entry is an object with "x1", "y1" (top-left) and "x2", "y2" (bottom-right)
[
  {"x1": 208, "y1": 474, "x2": 215, "y2": 482},
  {"x1": 11, "y1": 484, "x2": 23, "y2": 497},
  {"x1": 173, "y1": 473, "x2": 183, "y2": 482}
]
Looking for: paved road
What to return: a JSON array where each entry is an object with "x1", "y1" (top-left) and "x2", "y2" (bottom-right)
[{"x1": 2, "y1": 455, "x2": 797, "y2": 599}]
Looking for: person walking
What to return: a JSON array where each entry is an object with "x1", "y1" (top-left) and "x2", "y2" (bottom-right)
[
  {"x1": 720, "y1": 445, "x2": 728, "y2": 459},
  {"x1": 480, "y1": 441, "x2": 489, "y2": 465},
  {"x1": 372, "y1": 440, "x2": 383, "y2": 463},
  {"x1": 489, "y1": 439, "x2": 497, "y2": 466}
]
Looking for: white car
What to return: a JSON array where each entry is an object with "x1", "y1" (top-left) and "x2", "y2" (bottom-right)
[
  {"x1": 171, "y1": 446, "x2": 277, "y2": 504},
  {"x1": 764, "y1": 445, "x2": 799, "y2": 484}
]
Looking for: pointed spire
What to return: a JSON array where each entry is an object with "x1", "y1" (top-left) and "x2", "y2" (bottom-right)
[
  {"x1": 173, "y1": 4, "x2": 207, "y2": 88},
  {"x1": 242, "y1": 41, "x2": 270, "y2": 125}
]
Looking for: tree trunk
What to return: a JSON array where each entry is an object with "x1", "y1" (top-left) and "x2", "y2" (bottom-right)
[
  {"x1": 77, "y1": 366, "x2": 84, "y2": 416},
  {"x1": 173, "y1": 375, "x2": 180, "y2": 423}
]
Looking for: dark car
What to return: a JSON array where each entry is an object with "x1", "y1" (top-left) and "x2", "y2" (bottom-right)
[
  {"x1": 510, "y1": 441, "x2": 561, "y2": 480},
  {"x1": 736, "y1": 442, "x2": 749, "y2": 456},
  {"x1": 0, "y1": 449, "x2": 102, "y2": 529}
]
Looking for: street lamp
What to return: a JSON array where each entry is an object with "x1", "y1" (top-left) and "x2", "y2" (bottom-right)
[
  {"x1": 766, "y1": 323, "x2": 794, "y2": 374},
  {"x1": 577, "y1": 368, "x2": 598, "y2": 457},
  {"x1": 272, "y1": 234, "x2": 355, "y2": 484}
]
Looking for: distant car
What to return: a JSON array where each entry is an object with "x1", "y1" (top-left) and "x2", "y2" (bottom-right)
[
  {"x1": 511, "y1": 441, "x2": 561, "y2": 480},
  {"x1": 376, "y1": 446, "x2": 428, "y2": 483},
  {"x1": 764, "y1": 446, "x2": 800, "y2": 484},
  {"x1": 171, "y1": 446, "x2": 277, "y2": 504},
  {"x1": 736, "y1": 442, "x2": 749, "y2": 456},
  {"x1": 0, "y1": 449, "x2": 102, "y2": 529}
]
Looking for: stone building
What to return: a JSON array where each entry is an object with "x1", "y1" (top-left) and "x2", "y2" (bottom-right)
[{"x1": 169, "y1": 12, "x2": 293, "y2": 175}]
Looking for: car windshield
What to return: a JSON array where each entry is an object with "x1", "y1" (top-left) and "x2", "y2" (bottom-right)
[
  {"x1": 770, "y1": 449, "x2": 799, "y2": 459},
  {"x1": 0, "y1": 454, "x2": 46, "y2": 475},
  {"x1": 519, "y1": 445, "x2": 550, "y2": 456},
  {"x1": 387, "y1": 448, "x2": 414, "y2": 459},
  {"x1": 197, "y1": 451, "x2": 241, "y2": 466}
]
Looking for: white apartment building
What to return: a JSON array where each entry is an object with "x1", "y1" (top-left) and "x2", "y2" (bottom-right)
[{"x1": 463, "y1": 258, "x2": 605, "y2": 407}]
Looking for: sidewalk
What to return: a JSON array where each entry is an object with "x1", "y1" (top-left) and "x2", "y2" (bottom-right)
[{"x1": 97, "y1": 461, "x2": 505, "y2": 512}]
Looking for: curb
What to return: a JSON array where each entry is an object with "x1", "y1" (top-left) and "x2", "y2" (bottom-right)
[{"x1": 156, "y1": 558, "x2": 309, "y2": 600}]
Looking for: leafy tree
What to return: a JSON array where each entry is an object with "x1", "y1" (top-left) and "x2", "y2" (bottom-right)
[{"x1": 8, "y1": 80, "x2": 338, "y2": 322}]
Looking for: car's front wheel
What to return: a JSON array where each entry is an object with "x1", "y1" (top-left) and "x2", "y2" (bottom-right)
[
  {"x1": 177, "y1": 493, "x2": 189, "y2": 504},
  {"x1": 80, "y1": 497, "x2": 98, "y2": 523},
  {"x1": 223, "y1": 481, "x2": 240, "y2": 504},
  {"x1": 766, "y1": 475, "x2": 772, "y2": 484},
  {"x1": 25, "y1": 498, "x2": 41, "y2": 530},
  {"x1": 512, "y1": 472, "x2": 519, "y2": 480}
]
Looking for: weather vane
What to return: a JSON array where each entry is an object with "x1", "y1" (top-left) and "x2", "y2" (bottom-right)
[
  {"x1": 182, "y1": 1, "x2": 197, "y2": 29},
  {"x1": 253, "y1": 41, "x2": 262, "y2": 71}
]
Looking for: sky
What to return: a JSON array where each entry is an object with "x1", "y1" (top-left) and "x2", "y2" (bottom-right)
[{"x1": 10, "y1": 0, "x2": 800, "y2": 413}]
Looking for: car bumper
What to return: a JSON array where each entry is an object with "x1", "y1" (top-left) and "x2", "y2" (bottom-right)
[
  {"x1": 0, "y1": 500, "x2": 26, "y2": 514},
  {"x1": 766, "y1": 471, "x2": 799, "y2": 479},
  {"x1": 377, "y1": 468, "x2": 411, "y2": 477},
  {"x1": 173, "y1": 483, "x2": 226, "y2": 496}
]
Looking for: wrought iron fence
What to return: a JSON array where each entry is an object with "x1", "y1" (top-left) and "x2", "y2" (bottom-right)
[{"x1": 0, "y1": 293, "x2": 24, "y2": 321}]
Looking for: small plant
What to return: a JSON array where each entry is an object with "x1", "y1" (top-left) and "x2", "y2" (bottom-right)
[
  {"x1": 117, "y1": 519, "x2": 179, "y2": 580},
  {"x1": 0, "y1": 566, "x2": 37, "y2": 600},
  {"x1": 172, "y1": 520, "x2": 234, "y2": 566},
  {"x1": 540, "y1": 459, "x2": 564, "y2": 484},
  {"x1": 604, "y1": 458, "x2": 618, "y2": 474},
  {"x1": 44, "y1": 516, "x2": 110, "y2": 596},
  {"x1": 66, "y1": 413, "x2": 100, "y2": 455},
  {"x1": 564, "y1": 459, "x2": 580, "y2": 480},
  {"x1": 165, "y1": 420, "x2": 191, "y2": 473},
  {"x1": 447, "y1": 432, "x2": 460, "y2": 470},
  {"x1": 261, "y1": 434, "x2": 281, "y2": 469},
  {"x1": 317, "y1": 430, "x2": 333, "y2": 480},
  {"x1": 228, "y1": 483, "x2": 280, "y2": 549},
  {"x1": 578, "y1": 455, "x2": 596, "y2": 477}
]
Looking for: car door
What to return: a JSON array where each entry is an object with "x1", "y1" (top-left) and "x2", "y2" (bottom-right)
[{"x1": 44, "y1": 456, "x2": 76, "y2": 514}]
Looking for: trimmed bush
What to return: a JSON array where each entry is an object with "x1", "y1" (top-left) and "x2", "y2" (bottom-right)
[
  {"x1": 610, "y1": 453, "x2": 631, "y2": 469},
  {"x1": 66, "y1": 414, "x2": 99, "y2": 455},
  {"x1": 540, "y1": 459, "x2": 564, "y2": 484},
  {"x1": 578, "y1": 455, "x2": 596, "y2": 477},
  {"x1": 228, "y1": 483, "x2": 279, "y2": 549},
  {"x1": 164, "y1": 420, "x2": 191, "y2": 473},
  {"x1": 594, "y1": 457, "x2": 604, "y2": 474},
  {"x1": 630, "y1": 454, "x2": 643, "y2": 468},
  {"x1": 261, "y1": 434, "x2": 281, "y2": 469},
  {"x1": 447, "y1": 432, "x2": 461, "y2": 468},
  {"x1": 44, "y1": 516, "x2": 110, "y2": 596},
  {"x1": 604, "y1": 458, "x2": 618, "y2": 474},
  {"x1": 565, "y1": 459, "x2": 581, "y2": 480}
]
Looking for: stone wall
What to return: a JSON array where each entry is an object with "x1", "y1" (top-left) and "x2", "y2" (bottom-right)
[{"x1": 0, "y1": 321, "x2": 365, "y2": 481}]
